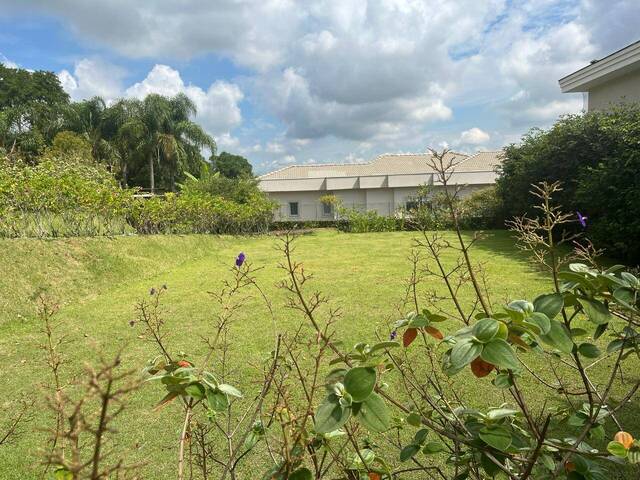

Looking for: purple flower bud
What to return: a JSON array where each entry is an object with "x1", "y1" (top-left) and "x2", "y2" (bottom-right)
[
  {"x1": 390, "y1": 329, "x2": 397, "y2": 340},
  {"x1": 150, "y1": 287, "x2": 156, "y2": 296},
  {"x1": 576, "y1": 211, "x2": 587, "y2": 228},
  {"x1": 235, "y1": 252, "x2": 246, "y2": 267}
]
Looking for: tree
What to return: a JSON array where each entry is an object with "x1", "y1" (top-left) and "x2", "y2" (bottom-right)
[
  {"x1": 0, "y1": 63, "x2": 69, "y2": 159},
  {"x1": 212, "y1": 152, "x2": 253, "y2": 178},
  {"x1": 136, "y1": 93, "x2": 215, "y2": 192},
  {"x1": 496, "y1": 104, "x2": 640, "y2": 262}
]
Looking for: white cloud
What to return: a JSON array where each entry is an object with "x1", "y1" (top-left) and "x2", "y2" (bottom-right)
[
  {"x1": 0, "y1": 53, "x2": 18, "y2": 69},
  {"x1": 265, "y1": 141, "x2": 285, "y2": 153},
  {"x1": 125, "y1": 64, "x2": 243, "y2": 137},
  {"x1": 58, "y1": 58, "x2": 125, "y2": 101},
  {"x1": 460, "y1": 127, "x2": 490, "y2": 145}
]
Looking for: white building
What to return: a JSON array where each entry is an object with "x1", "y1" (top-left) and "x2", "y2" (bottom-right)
[
  {"x1": 258, "y1": 150, "x2": 502, "y2": 221},
  {"x1": 559, "y1": 40, "x2": 640, "y2": 111}
]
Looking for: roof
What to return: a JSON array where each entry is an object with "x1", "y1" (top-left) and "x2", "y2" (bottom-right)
[
  {"x1": 559, "y1": 39, "x2": 640, "y2": 93},
  {"x1": 259, "y1": 150, "x2": 502, "y2": 181}
]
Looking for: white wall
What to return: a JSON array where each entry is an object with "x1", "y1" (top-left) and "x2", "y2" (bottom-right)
[
  {"x1": 588, "y1": 69, "x2": 640, "y2": 111},
  {"x1": 266, "y1": 184, "x2": 491, "y2": 221}
]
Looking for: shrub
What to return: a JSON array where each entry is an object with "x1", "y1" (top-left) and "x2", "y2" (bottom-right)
[
  {"x1": 458, "y1": 186, "x2": 505, "y2": 229},
  {"x1": 127, "y1": 191, "x2": 274, "y2": 235},
  {"x1": 336, "y1": 207, "x2": 404, "y2": 233},
  {"x1": 496, "y1": 103, "x2": 640, "y2": 262}
]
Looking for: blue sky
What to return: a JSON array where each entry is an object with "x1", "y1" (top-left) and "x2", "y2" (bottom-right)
[{"x1": 1, "y1": 1, "x2": 638, "y2": 173}]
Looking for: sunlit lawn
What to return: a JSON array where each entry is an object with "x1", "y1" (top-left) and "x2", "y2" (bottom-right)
[{"x1": 0, "y1": 230, "x2": 636, "y2": 478}]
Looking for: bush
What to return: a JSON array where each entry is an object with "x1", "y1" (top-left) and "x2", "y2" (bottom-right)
[
  {"x1": 0, "y1": 155, "x2": 134, "y2": 236},
  {"x1": 127, "y1": 191, "x2": 274, "y2": 235},
  {"x1": 180, "y1": 169, "x2": 264, "y2": 204},
  {"x1": 496, "y1": 104, "x2": 640, "y2": 262},
  {"x1": 458, "y1": 186, "x2": 505, "y2": 229},
  {"x1": 336, "y1": 207, "x2": 405, "y2": 233}
]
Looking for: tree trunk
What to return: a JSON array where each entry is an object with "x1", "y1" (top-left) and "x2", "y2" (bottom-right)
[
  {"x1": 149, "y1": 155, "x2": 155, "y2": 193},
  {"x1": 122, "y1": 161, "x2": 128, "y2": 187}
]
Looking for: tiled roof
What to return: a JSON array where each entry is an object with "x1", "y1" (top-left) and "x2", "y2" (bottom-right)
[{"x1": 259, "y1": 151, "x2": 502, "y2": 181}]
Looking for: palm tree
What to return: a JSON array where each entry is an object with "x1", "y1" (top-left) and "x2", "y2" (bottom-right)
[
  {"x1": 63, "y1": 97, "x2": 116, "y2": 167},
  {"x1": 138, "y1": 93, "x2": 215, "y2": 192},
  {"x1": 104, "y1": 98, "x2": 144, "y2": 187}
]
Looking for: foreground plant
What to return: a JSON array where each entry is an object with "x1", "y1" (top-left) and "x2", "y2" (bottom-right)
[{"x1": 130, "y1": 150, "x2": 640, "y2": 479}]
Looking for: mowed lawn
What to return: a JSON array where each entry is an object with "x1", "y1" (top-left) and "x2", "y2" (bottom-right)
[{"x1": 0, "y1": 230, "x2": 637, "y2": 478}]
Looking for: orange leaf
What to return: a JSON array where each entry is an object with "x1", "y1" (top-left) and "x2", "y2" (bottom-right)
[
  {"x1": 153, "y1": 391, "x2": 179, "y2": 412},
  {"x1": 424, "y1": 326, "x2": 444, "y2": 340},
  {"x1": 470, "y1": 357, "x2": 494, "y2": 378},
  {"x1": 368, "y1": 473, "x2": 381, "y2": 480},
  {"x1": 614, "y1": 431, "x2": 634, "y2": 449},
  {"x1": 403, "y1": 328, "x2": 418, "y2": 347}
]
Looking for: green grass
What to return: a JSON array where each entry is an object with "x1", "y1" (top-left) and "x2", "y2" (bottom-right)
[{"x1": 0, "y1": 230, "x2": 637, "y2": 478}]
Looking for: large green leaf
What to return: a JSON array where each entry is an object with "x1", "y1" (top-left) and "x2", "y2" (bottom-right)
[
  {"x1": 472, "y1": 318, "x2": 500, "y2": 343},
  {"x1": 354, "y1": 392, "x2": 389, "y2": 432},
  {"x1": 579, "y1": 298, "x2": 612, "y2": 325},
  {"x1": 479, "y1": 425, "x2": 512, "y2": 451},
  {"x1": 206, "y1": 389, "x2": 229, "y2": 411},
  {"x1": 533, "y1": 293, "x2": 564, "y2": 319},
  {"x1": 578, "y1": 343, "x2": 601, "y2": 358},
  {"x1": 480, "y1": 339, "x2": 519, "y2": 370},
  {"x1": 218, "y1": 383, "x2": 242, "y2": 398},
  {"x1": 526, "y1": 312, "x2": 551, "y2": 334},
  {"x1": 400, "y1": 443, "x2": 421, "y2": 462},
  {"x1": 450, "y1": 338, "x2": 483, "y2": 369},
  {"x1": 613, "y1": 287, "x2": 637, "y2": 310},
  {"x1": 343, "y1": 367, "x2": 376, "y2": 402},
  {"x1": 315, "y1": 394, "x2": 351, "y2": 434},
  {"x1": 539, "y1": 319, "x2": 574, "y2": 353}
]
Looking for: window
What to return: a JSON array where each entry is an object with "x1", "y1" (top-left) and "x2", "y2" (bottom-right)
[
  {"x1": 289, "y1": 202, "x2": 299, "y2": 217},
  {"x1": 322, "y1": 202, "x2": 333, "y2": 217}
]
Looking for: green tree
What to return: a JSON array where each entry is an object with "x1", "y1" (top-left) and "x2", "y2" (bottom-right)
[
  {"x1": 0, "y1": 63, "x2": 69, "y2": 159},
  {"x1": 137, "y1": 93, "x2": 215, "y2": 192},
  {"x1": 212, "y1": 151, "x2": 253, "y2": 178},
  {"x1": 496, "y1": 104, "x2": 640, "y2": 262}
]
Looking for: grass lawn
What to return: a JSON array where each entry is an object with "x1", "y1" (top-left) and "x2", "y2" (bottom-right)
[{"x1": 0, "y1": 229, "x2": 637, "y2": 478}]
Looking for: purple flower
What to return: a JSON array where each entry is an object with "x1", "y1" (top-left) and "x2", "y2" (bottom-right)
[
  {"x1": 235, "y1": 252, "x2": 246, "y2": 267},
  {"x1": 390, "y1": 329, "x2": 397, "y2": 340},
  {"x1": 576, "y1": 211, "x2": 588, "y2": 228}
]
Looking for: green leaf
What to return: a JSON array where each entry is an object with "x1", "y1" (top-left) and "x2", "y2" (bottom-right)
[
  {"x1": 534, "y1": 293, "x2": 564, "y2": 319},
  {"x1": 450, "y1": 338, "x2": 483, "y2": 369},
  {"x1": 422, "y1": 441, "x2": 446, "y2": 454},
  {"x1": 480, "y1": 339, "x2": 519, "y2": 370},
  {"x1": 413, "y1": 428, "x2": 429, "y2": 444},
  {"x1": 577, "y1": 343, "x2": 600, "y2": 359},
  {"x1": 54, "y1": 467, "x2": 73, "y2": 480},
  {"x1": 486, "y1": 408, "x2": 519, "y2": 420},
  {"x1": 579, "y1": 298, "x2": 612, "y2": 325},
  {"x1": 472, "y1": 318, "x2": 500, "y2": 343},
  {"x1": 607, "y1": 441, "x2": 628, "y2": 458},
  {"x1": 185, "y1": 382, "x2": 206, "y2": 399},
  {"x1": 539, "y1": 319, "x2": 574, "y2": 353},
  {"x1": 526, "y1": 312, "x2": 551, "y2": 334},
  {"x1": 479, "y1": 425, "x2": 512, "y2": 451},
  {"x1": 289, "y1": 467, "x2": 312, "y2": 480},
  {"x1": 315, "y1": 394, "x2": 351, "y2": 434},
  {"x1": 354, "y1": 392, "x2": 389, "y2": 432},
  {"x1": 217, "y1": 383, "x2": 243, "y2": 398},
  {"x1": 400, "y1": 443, "x2": 421, "y2": 462},
  {"x1": 369, "y1": 341, "x2": 401, "y2": 354},
  {"x1": 343, "y1": 367, "x2": 376, "y2": 402},
  {"x1": 406, "y1": 412, "x2": 421, "y2": 427},
  {"x1": 206, "y1": 389, "x2": 229, "y2": 411},
  {"x1": 492, "y1": 373, "x2": 513, "y2": 389},
  {"x1": 613, "y1": 287, "x2": 637, "y2": 310}
]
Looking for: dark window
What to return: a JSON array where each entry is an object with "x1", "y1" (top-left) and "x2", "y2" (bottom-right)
[
  {"x1": 289, "y1": 202, "x2": 299, "y2": 216},
  {"x1": 322, "y1": 202, "x2": 333, "y2": 216}
]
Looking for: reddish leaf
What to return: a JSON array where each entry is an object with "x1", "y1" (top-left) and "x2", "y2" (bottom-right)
[
  {"x1": 424, "y1": 326, "x2": 444, "y2": 340},
  {"x1": 470, "y1": 357, "x2": 494, "y2": 378},
  {"x1": 403, "y1": 328, "x2": 418, "y2": 347},
  {"x1": 176, "y1": 360, "x2": 191, "y2": 368},
  {"x1": 368, "y1": 473, "x2": 381, "y2": 480},
  {"x1": 153, "y1": 391, "x2": 179, "y2": 411}
]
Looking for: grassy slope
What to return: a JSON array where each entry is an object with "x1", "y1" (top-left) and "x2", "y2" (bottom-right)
[{"x1": 0, "y1": 230, "x2": 636, "y2": 478}]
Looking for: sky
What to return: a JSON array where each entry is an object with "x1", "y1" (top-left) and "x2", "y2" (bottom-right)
[{"x1": 0, "y1": 0, "x2": 638, "y2": 174}]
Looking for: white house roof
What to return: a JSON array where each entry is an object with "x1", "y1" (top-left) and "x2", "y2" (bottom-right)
[
  {"x1": 559, "y1": 40, "x2": 640, "y2": 93},
  {"x1": 259, "y1": 150, "x2": 503, "y2": 192}
]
